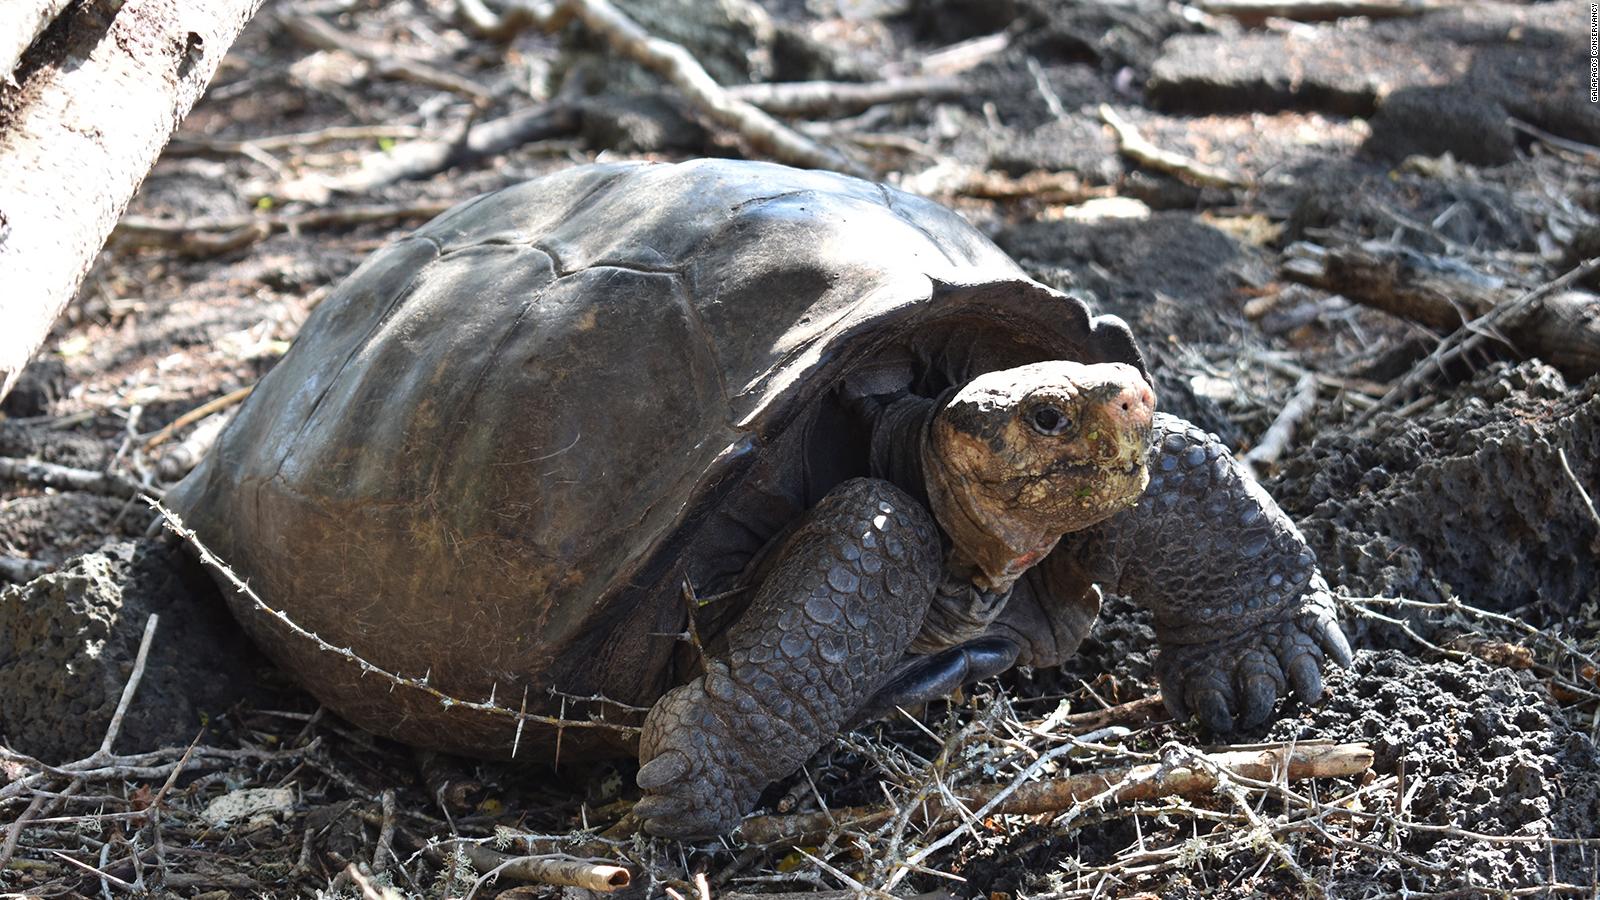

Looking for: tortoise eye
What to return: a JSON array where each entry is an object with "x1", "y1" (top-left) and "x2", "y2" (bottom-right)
[{"x1": 1029, "y1": 405, "x2": 1070, "y2": 436}]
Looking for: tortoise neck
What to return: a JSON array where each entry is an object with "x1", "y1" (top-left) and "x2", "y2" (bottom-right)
[{"x1": 862, "y1": 391, "x2": 941, "y2": 508}]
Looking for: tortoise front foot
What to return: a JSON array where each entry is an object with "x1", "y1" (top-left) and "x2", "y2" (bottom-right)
[
  {"x1": 1156, "y1": 580, "x2": 1352, "y2": 733},
  {"x1": 634, "y1": 663, "x2": 766, "y2": 838},
  {"x1": 634, "y1": 477, "x2": 943, "y2": 838}
]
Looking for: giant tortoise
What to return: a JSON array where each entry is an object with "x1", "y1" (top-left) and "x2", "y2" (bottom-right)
[{"x1": 167, "y1": 158, "x2": 1353, "y2": 838}]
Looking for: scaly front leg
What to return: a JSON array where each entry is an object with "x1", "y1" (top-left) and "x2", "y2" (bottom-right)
[
  {"x1": 634, "y1": 477, "x2": 943, "y2": 838},
  {"x1": 1067, "y1": 413, "x2": 1353, "y2": 732}
]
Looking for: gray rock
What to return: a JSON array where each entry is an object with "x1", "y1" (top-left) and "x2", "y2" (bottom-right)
[{"x1": 0, "y1": 540, "x2": 269, "y2": 760}]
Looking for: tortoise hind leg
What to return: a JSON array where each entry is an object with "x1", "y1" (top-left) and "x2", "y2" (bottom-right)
[{"x1": 634, "y1": 477, "x2": 942, "y2": 838}]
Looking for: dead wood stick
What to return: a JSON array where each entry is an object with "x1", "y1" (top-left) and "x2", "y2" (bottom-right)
[
  {"x1": 274, "y1": 104, "x2": 578, "y2": 202},
  {"x1": 564, "y1": 0, "x2": 867, "y2": 176},
  {"x1": 1031, "y1": 695, "x2": 1169, "y2": 734},
  {"x1": 734, "y1": 742, "x2": 1373, "y2": 846},
  {"x1": 155, "y1": 411, "x2": 230, "y2": 480},
  {"x1": 112, "y1": 199, "x2": 457, "y2": 255},
  {"x1": 1283, "y1": 241, "x2": 1600, "y2": 377},
  {"x1": 280, "y1": 14, "x2": 490, "y2": 100},
  {"x1": 0, "y1": 456, "x2": 151, "y2": 500},
  {"x1": 344, "y1": 862, "x2": 404, "y2": 900},
  {"x1": 452, "y1": 0, "x2": 862, "y2": 174},
  {"x1": 1353, "y1": 256, "x2": 1600, "y2": 425},
  {"x1": 0, "y1": 616, "x2": 160, "y2": 871},
  {"x1": 1242, "y1": 373, "x2": 1318, "y2": 476},
  {"x1": 1098, "y1": 104, "x2": 1246, "y2": 189},
  {"x1": 0, "y1": 795, "x2": 47, "y2": 874},
  {"x1": 1558, "y1": 447, "x2": 1600, "y2": 531},
  {"x1": 371, "y1": 789, "x2": 398, "y2": 875},
  {"x1": 452, "y1": 0, "x2": 566, "y2": 41},
  {"x1": 444, "y1": 844, "x2": 631, "y2": 893},
  {"x1": 0, "y1": 0, "x2": 267, "y2": 407},
  {"x1": 1196, "y1": 0, "x2": 1435, "y2": 23},
  {"x1": 1508, "y1": 117, "x2": 1600, "y2": 165},
  {"x1": 919, "y1": 31, "x2": 1012, "y2": 76},
  {"x1": 0, "y1": 556, "x2": 51, "y2": 584},
  {"x1": 143, "y1": 385, "x2": 253, "y2": 451},
  {"x1": 0, "y1": 741, "x2": 314, "y2": 805},
  {"x1": 97, "y1": 614, "x2": 160, "y2": 758},
  {"x1": 167, "y1": 125, "x2": 427, "y2": 156},
  {"x1": 725, "y1": 76, "x2": 966, "y2": 117},
  {"x1": 0, "y1": 0, "x2": 72, "y2": 80}
]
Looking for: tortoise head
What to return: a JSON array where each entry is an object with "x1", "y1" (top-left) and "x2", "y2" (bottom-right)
[{"x1": 924, "y1": 360, "x2": 1155, "y2": 591}]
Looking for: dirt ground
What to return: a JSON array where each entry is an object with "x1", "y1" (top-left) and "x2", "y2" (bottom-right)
[{"x1": 2, "y1": 0, "x2": 1600, "y2": 897}]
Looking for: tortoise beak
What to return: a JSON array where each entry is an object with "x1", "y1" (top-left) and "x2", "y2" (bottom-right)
[{"x1": 1084, "y1": 375, "x2": 1156, "y2": 472}]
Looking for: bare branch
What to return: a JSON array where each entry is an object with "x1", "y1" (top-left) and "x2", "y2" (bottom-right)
[
  {"x1": 734, "y1": 742, "x2": 1374, "y2": 846},
  {"x1": 0, "y1": 456, "x2": 152, "y2": 500},
  {"x1": 280, "y1": 14, "x2": 490, "y2": 100},
  {"x1": 1098, "y1": 103, "x2": 1246, "y2": 189}
]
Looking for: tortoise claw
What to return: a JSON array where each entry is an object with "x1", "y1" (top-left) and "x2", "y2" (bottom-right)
[
  {"x1": 1285, "y1": 651, "x2": 1325, "y2": 705},
  {"x1": 1191, "y1": 688, "x2": 1233, "y2": 734},
  {"x1": 633, "y1": 794, "x2": 691, "y2": 821},
  {"x1": 636, "y1": 750, "x2": 691, "y2": 790},
  {"x1": 1317, "y1": 614, "x2": 1355, "y2": 668},
  {"x1": 1156, "y1": 585, "x2": 1350, "y2": 734},
  {"x1": 1237, "y1": 673, "x2": 1280, "y2": 729}
]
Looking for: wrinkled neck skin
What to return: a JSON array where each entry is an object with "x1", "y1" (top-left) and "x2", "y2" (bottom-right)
[{"x1": 860, "y1": 393, "x2": 1058, "y2": 595}]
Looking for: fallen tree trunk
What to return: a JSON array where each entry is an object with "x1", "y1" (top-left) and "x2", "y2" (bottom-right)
[
  {"x1": 0, "y1": 0, "x2": 267, "y2": 405},
  {"x1": 1283, "y1": 241, "x2": 1600, "y2": 377},
  {"x1": 0, "y1": 0, "x2": 72, "y2": 80}
]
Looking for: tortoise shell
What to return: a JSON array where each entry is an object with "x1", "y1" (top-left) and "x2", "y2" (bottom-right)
[{"x1": 168, "y1": 159, "x2": 1142, "y2": 757}]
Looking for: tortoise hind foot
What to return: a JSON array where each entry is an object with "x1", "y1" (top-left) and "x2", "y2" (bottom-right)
[{"x1": 634, "y1": 477, "x2": 942, "y2": 838}]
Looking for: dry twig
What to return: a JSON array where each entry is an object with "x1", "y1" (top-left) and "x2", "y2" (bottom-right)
[
  {"x1": 112, "y1": 199, "x2": 457, "y2": 256},
  {"x1": 167, "y1": 124, "x2": 427, "y2": 156},
  {"x1": 1356, "y1": 257, "x2": 1600, "y2": 425},
  {"x1": 734, "y1": 742, "x2": 1373, "y2": 846},
  {"x1": 280, "y1": 14, "x2": 490, "y2": 100},
  {"x1": 1098, "y1": 104, "x2": 1246, "y2": 189},
  {"x1": 1242, "y1": 373, "x2": 1318, "y2": 477},
  {"x1": 1284, "y1": 241, "x2": 1600, "y2": 377},
  {"x1": 726, "y1": 76, "x2": 966, "y2": 118},
  {"x1": 0, "y1": 555, "x2": 51, "y2": 583},
  {"x1": 1196, "y1": 0, "x2": 1436, "y2": 23},
  {"x1": 0, "y1": 456, "x2": 152, "y2": 500},
  {"x1": 273, "y1": 104, "x2": 578, "y2": 202},
  {"x1": 142, "y1": 386, "x2": 253, "y2": 451},
  {"x1": 1508, "y1": 118, "x2": 1600, "y2": 165},
  {"x1": 465, "y1": 849, "x2": 631, "y2": 893},
  {"x1": 564, "y1": 0, "x2": 866, "y2": 176},
  {"x1": 155, "y1": 501, "x2": 638, "y2": 739},
  {"x1": 1557, "y1": 447, "x2": 1600, "y2": 531},
  {"x1": 457, "y1": 0, "x2": 864, "y2": 174}
]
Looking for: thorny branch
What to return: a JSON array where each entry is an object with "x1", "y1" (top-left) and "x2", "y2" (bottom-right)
[{"x1": 154, "y1": 500, "x2": 640, "y2": 741}]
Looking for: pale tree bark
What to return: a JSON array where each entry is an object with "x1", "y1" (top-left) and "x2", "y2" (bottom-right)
[
  {"x1": 0, "y1": 0, "x2": 267, "y2": 404},
  {"x1": 0, "y1": 0, "x2": 73, "y2": 80}
]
